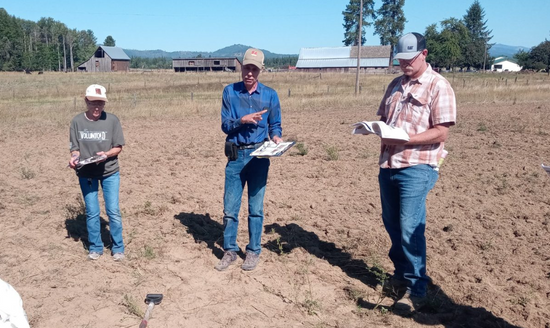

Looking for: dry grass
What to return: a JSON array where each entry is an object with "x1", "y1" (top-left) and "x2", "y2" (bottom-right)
[{"x1": 1, "y1": 70, "x2": 549, "y2": 128}]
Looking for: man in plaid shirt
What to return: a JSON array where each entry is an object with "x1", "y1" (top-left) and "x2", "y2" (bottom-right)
[{"x1": 375, "y1": 32, "x2": 457, "y2": 313}]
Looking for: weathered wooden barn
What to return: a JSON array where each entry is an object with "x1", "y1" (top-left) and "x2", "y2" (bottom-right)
[
  {"x1": 77, "y1": 46, "x2": 130, "y2": 72},
  {"x1": 296, "y1": 46, "x2": 391, "y2": 72},
  {"x1": 172, "y1": 57, "x2": 241, "y2": 72}
]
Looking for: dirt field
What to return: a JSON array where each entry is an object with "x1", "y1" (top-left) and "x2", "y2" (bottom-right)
[{"x1": 0, "y1": 71, "x2": 549, "y2": 328}]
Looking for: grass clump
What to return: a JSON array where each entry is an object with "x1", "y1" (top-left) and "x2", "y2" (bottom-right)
[{"x1": 325, "y1": 145, "x2": 339, "y2": 161}]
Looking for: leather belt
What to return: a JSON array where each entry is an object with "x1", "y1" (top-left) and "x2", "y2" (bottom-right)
[{"x1": 237, "y1": 142, "x2": 263, "y2": 150}]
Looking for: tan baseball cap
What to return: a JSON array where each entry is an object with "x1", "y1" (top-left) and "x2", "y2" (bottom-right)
[
  {"x1": 85, "y1": 84, "x2": 108, "y2": 102},
  {"x1": 243, "y1": 48, "x2": 264, "y2": 69}
]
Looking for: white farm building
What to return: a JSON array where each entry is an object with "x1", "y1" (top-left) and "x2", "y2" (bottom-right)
[
  {"x1": 491, "y1": 57, "x2": 522, "y2": 72},
  {"x1": 296, "y1": 46, "x2": 391, "y2": 73}
]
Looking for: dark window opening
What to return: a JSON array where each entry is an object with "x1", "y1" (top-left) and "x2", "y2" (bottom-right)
[{"x1": 94, "y1": 49, "x2": 105, "y2": 58}]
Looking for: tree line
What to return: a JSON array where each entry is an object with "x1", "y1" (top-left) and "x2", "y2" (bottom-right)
[
  {"x1": 514, "y1": 41, "x2": 550, "y2": 72},
  {"x1": 0, "y1": 8, "x2": 98, "y2": 72},
  {"x1": 343, "y1": 0, "x2": 495, "y2": 71}
]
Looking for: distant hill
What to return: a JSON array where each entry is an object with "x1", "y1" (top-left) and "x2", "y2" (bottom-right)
[
  {"x1": 125, "y1": 43, "x2": 530, "y2": 60},
  {"x1": 489, "y1": 43, "x2": 531, "y2": 58},
  {"x1": 124, "y1": 44, "x2": 296, "y2": 59}
]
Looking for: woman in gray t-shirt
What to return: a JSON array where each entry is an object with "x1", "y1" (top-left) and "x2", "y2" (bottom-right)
[{"x1": 68, "y1": 84, "x2": 126, "y2": 262}]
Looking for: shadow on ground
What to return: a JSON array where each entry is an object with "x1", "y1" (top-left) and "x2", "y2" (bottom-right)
[
  {"x1": 64, "y1": 200, "x2": 111, "y2": 251},
  {"x1": 265, "y1": 222, "x2": 522, "y2": 328},
  {"x1": 174, "y1": 212, "x2": 228, "y2": 260}
]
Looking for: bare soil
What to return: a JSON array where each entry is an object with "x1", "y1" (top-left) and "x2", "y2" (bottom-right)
[{"x1": 1, "y1": 98, "x2": 549, "y2": 328}]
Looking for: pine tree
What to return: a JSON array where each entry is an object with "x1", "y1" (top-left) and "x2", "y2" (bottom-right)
[
  {"x1": 342, "y1": 0, "x2": 376, "y2": 46},
  {"x1": 103, "y1": 35, "x2": 116, "y2": 47},
  {"x1": 374, "y1": 0, "x2": 406, "y2": 67},
  {"x1": 463, "y1": 0, "x2": 492, "y2": 70}
]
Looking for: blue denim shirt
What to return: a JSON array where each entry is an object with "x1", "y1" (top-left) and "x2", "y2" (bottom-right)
[{"x1": 221, "y1": 81, "x2": 282, "y2": 146}]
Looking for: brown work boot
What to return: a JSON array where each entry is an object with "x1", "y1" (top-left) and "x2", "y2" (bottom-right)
[
  {"x1": 215, "y1": 251, "x2": 237, "y2": 271},
  {"x1": 241, "y1": 251, "x2": 260, "y2": 271}
]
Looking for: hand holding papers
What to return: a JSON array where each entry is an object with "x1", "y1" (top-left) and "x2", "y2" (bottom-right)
[
  {"x1": 76, "y1": 154, "x2": 108, "y2": 168},
  {"x1": 250, "y1": 141, "x2": 295, "y2": 157},
  {"x1": 351, "y1": 121, "x2": 410, "y2": 143}
]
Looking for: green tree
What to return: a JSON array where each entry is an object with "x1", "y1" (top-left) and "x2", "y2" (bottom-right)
[
  {"x1": 103, "y1": 35, "x2": 115, "y2": 46},
  {"x1": 374, "y1": 0, "x2": 406, "y2": 68},
  {"x1": 342, "y1": 0, "x2": 376, "y2": 46},
  {"x1": 462, "y1": 0, "x2": 492, "y2": 70},
  {"x1": 0, "y1": 9, "x2": 24, "y2": 71},
  {"x1": 66, "y1": 28, "x2": 78, "y2": 71},
  {"x1": 75, "y1": 29, "x2": 97, "y2": 66},
  {"x1": 425, "y1": 18, "x2": 468, "y2": 70},
  {"x1": 530, "y1": 40, "x2": 550, "y2": 73},
  {"x1": 514, "y1": 49, "x2": 532, "y2": 70}
]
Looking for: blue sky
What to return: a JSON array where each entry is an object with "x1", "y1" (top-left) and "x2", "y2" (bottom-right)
[{"x1": 2, "y1": 0, "x2": 548, "y2": 54}]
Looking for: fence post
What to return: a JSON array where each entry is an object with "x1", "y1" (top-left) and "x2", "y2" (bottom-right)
[
  {"x1": 327, "y1": 86, "x2": 330, "y2": 94},
  {"x1": 191, "y1": 92, "x2": 194, "y2": 101},
  {"x1": 288, "y1": 89, "x2": 291, "y2": 97},
  {"x1": 359, "y1": 85, "x2": 362, "y2": 94},
  {"x1": 133, "y1": 93, "x2": 137, "y2": 107}
]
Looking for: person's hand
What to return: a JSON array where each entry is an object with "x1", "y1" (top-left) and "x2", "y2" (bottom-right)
[
  {"x1": 96, "y1": 151, "x2": 108, "y2": 162},
  {"x1": 69, "y1": 152, "x2": 80, "y2": 169},
  {"x1": 241, "y1": 109, "x2": 268, "y2": 125},
  {"x1": 272, "y1": 136, "x2": 283, "y2": 144}
]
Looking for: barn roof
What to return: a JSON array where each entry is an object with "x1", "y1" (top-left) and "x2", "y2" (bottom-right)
[
  {"x1": 100, "y1": 46, "x2": 130, "y2": 60},
  {"x1": 296, "y1": 46, "x2": 390, "y2": 68},
  {"x1": 493, "y1": 56, "x2": 517, "y2": 64}
]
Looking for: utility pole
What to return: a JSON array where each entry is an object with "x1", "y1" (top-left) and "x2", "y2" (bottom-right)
[
  {"x1": 483, "y1": 42, "x2": 487, "y2": 73},
  {"x1": 355, "y1": 0, "x2": 363, "y2": 95}
]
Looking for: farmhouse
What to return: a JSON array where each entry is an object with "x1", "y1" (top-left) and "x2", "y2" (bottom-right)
[
  {"x1": 77, "y1": 46, "x2": 130, "y2": 72},
  {"x1": 296, "y1": 45, "x2": 391, "y2": 72},
  {"x1": 172, "y1": 57, "x2": 241, "y2": 72},
  {"x1": 491, "y1": 57, "x2": 522, "y2": 72}
]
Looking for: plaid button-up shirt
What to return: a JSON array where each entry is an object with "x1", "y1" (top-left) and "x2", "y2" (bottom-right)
[{"x1": 376, "y1": 65, "x2": 456, "y2": 169}]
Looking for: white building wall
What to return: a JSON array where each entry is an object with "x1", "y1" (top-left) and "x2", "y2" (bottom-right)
[{"x1": 491, "y1": 60, "x2": 522, "y2": 72}]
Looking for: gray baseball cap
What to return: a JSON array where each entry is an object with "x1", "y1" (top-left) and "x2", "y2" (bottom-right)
[{"x1": 394, "y1": 32, "x2": 426, "y2": 60}]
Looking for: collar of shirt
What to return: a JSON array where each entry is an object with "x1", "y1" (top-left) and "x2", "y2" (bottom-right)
[
  {"x1": 402, "y1": 64, "x2": 434, "y2": 87},
  {"x1": 236, "y1": 81, "x2": 263, "y2": 95}
]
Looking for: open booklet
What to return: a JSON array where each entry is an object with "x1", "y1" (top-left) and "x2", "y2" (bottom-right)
[
  {"x1": 250, "y1": 141, "x2": 296, "y2": 157},
  {"x1": 351, "y1": 121, "x2": 410, "y2": 142}
]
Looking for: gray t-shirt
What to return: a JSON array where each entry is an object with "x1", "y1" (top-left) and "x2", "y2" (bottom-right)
[{"x1": 69, "y1": 111, "x2": 125, "y2": 178}]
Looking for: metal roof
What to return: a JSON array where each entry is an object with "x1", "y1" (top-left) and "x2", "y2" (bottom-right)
[
  {"x1": 296, "y1": 46, "x2": 390, "y2": 68},
  {"x1": 100, "y1": 46, "x2": 130, "y2": 60}
]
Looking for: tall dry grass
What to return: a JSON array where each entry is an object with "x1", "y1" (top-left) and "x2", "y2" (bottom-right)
[{"x1": 1, "y1": 70, "x2": 549, "y2": 126}]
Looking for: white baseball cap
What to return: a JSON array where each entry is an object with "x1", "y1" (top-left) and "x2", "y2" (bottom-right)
[
  {"x1": 394, "y1": 32, "x2": 426, "y2": 60},
  {"x1": 85, "y1": 84, "x2": 108, "y2": 102}
]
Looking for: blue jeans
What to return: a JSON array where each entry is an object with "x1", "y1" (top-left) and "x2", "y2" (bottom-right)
[
  {"x1": 378, "y1": 165, "x2": 438, "y2": 297},
  {"x1": 78, "y1": 171, "x2": 124, "y2": 254},
  {"x1": 223, "y1": 148, "x2": 270, "y2": 255}
]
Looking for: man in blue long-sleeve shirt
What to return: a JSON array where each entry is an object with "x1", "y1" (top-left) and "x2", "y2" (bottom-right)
[{"x1": 216, "y1": 48, "x2": 283, "y2": 271}]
